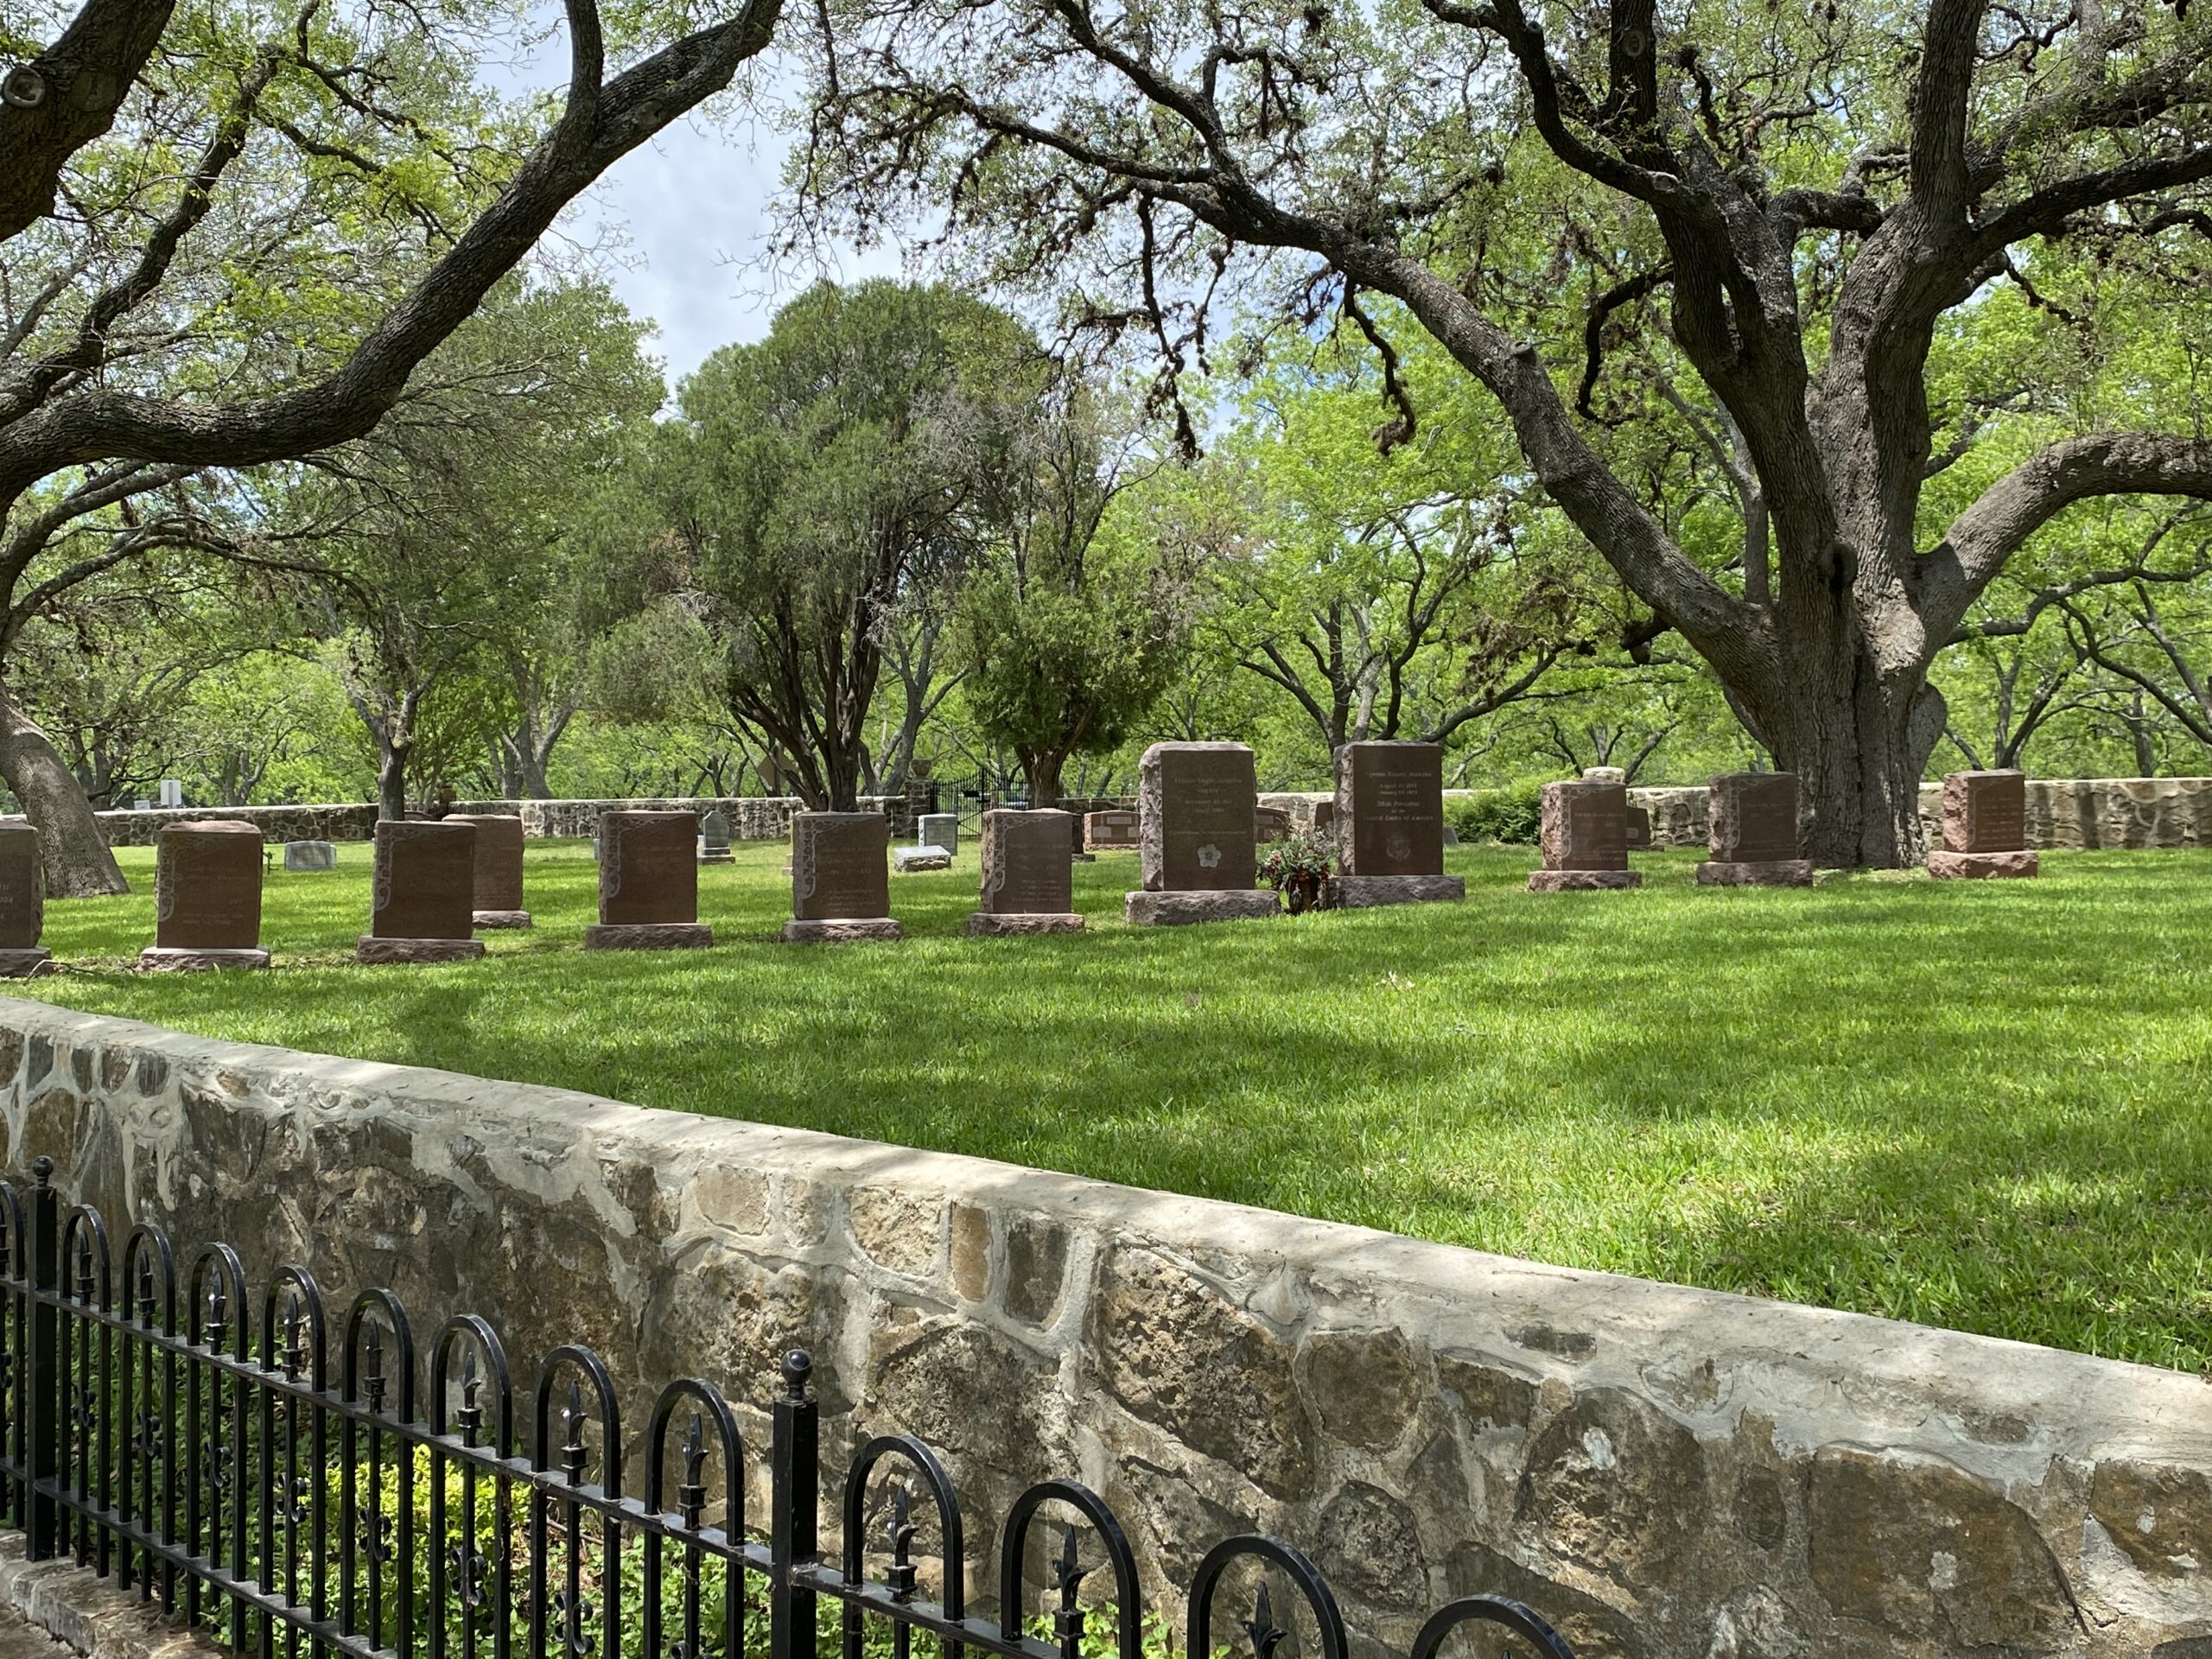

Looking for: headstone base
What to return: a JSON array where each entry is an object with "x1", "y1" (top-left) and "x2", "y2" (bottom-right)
[
  {"x1": 1928, "y1": 849, "x2": 2039, "y2": 880},
  {"x1": 1332, "y1": 874, "x2": 1466, "y2": 908},
  {"x1": 1071, "y1": 851, "x2": 1096, "y2": 862},
  {"x1": 780, "y1": 918, "x2": 905, "y2": 944},
  {"x1": 0, "y1": 948, "x2": 53, "y2": 978},
  {"x1": 583, "y1": 923, "x2": 713, "y2": 950},
  {"x1": 473, "y1": 909, "x2": 534, "y2": 930},
  {"x1": 355, "y1": 937, "x2": 486, "y2": 964},
  {"x1": 966, "y1": 912, "x2": 1085, "y2": 936},
  {"x1": 1527, "y1": 869, "x2": 1642, "y2": 892},
  {"x1": 892, "y1": 847, "x2": 952, "y2": 873},
  {"x1": 698, "y1": 850, "x2": 735, "y2": 865},
  {"x1": 139, "y1": 946, "x2": 270, "y2": 972},
  {"x1": 1695, "y1": 860, "x2": 1815, "y2": 887},
  {"x1": 1124, "y1": 889, "x2": 1281, "y2": 926}
]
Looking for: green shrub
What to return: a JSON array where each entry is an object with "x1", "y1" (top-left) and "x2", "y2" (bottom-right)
[{"x1": 1446, "y1": 783, "x2": 1545, "y2": 844}]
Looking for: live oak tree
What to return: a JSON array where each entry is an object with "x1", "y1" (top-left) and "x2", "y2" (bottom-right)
[
  {"x1": 0, "y1": 0, "x2": 782, "y2": 890},
  {"x1": 953, "y1": 378, "x2": 1198, "y2": 807},
  {"x1": 659, "y1": 280, "x2": 1036, "y2": 811},
  {"x1": 791, "y1": 0, "x2": 2212, "y2": 863}
]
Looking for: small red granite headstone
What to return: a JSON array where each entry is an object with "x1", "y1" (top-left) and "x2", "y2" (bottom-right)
[
  {"x1": 0, "y1": 823, "x2": 48, "y2": 975},
  {"x1": 588, "y1": 810, "x2": 709, "y2": 949},
  {"x1": 785, "y1": 812, "x2": 901, "y2": 941},
  {"x1": 1930, "y1": 769, "x2": 2037, "y2": 879},
  {"x1": 1529, "y1": 780, "x2": 1640, "y2": 891},
  {"x1": 1697, "y1": 773, "x2": 1814, "y2": 887},
  {"x1": 448, "y1": 813, "x2": 529, "y2": 927},
  {"x1": 1084, "y1": 810, "x2": 1141, "y2": 851},
  {"x1": 144, "y1": 820, "x2": 268, "y2": 967},
  {"x1": 359, "y1": 821, "x2": 484, "y2": 963},
  {"x1": 1337, "y1": 741, "x2": 1445, "y2": 878},
  {"x1": 969, "y1": 809, "x2": 1082, "y2": 934}
]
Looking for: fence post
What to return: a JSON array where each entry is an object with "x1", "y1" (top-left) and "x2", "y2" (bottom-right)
[
  {"x1": 23, "y1": 1155, "x2": 60, "y2": 1560},
  {"x1": 769, "y1": 1350, "x2": 818, "y2": 1659}
]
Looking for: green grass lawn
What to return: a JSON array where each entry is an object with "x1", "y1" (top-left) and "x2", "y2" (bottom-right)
[{"x1": 10, "y1": 838, "x2": 2211, "y2": 1370}]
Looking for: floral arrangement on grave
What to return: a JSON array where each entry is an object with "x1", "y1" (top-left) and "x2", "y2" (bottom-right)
[{"x1": 1260, "y1": 830, "x2": 1335, "y2": 914}]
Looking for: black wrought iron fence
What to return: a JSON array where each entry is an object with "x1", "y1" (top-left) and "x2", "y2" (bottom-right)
[{"x1": 0, "y1": 1158, "x2": 1574, "y2": 1659}]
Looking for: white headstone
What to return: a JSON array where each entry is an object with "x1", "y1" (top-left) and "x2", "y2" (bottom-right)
[
  {"x1": 918, "y1": 813, "x2": 957, "y2": 854},
  {"x1": 158, "y1": 779, "x2": 184, "y2": 808}
]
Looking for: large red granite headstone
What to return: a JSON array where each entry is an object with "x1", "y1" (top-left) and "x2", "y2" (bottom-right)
[
  {"x1": 1330, "y1": 741, "x2": 1463, "y2": 908},
  {"x1": 1529, "y1": 780, "x2": 1640, "y2": 891},
  {"x1": 359, "y1": 821, "x2": 484, "y2": 963},
  {"x1": 1127, "y1": 743, "x2": 1277, "y2": 925},
  {"x1": 785, "y1": 812, "x2": 901, "y2": 942},
  {"x1": 969, "y1": 810, "x2": 1082, "y2": 934},
  {"x1": 1931, "y1": 769, "x2": 2037, "y2": 878},
  {"x1": 0, "y1": 823, "x2": 48, "y2": 975},
  {"x1": 588, "y1": 810, "x2": 710, "y2": 948},
  {"x1": 448, "y1": 813, "x2": 531, "y2": 929},
  {"x1": 143, "y1": 820, "x2": 268, "y2": 968}
]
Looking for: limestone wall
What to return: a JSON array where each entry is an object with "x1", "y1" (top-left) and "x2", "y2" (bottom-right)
[
  {"x1": 1628, "y1": 776, "x2": 2212, "y2": 851},
  {"x1": 0, "y1": 998, "x2": 2204, "y2": 1659},
  {"x1": 25, "y1": 797, "x2": 909, "y2": 847}
]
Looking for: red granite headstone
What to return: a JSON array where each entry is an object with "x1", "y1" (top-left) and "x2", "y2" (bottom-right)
[
  {"x1": 974, "y1": 809, "x2": 1079, "y2": 931},
  {"x1": 599, "y1": 810, "x2": 698, "y2": 925},
  {"x1": 1336, "y1": 741, "x2": 1445, "y2": 878},
  {"x1": 0, "y1": 823, "x2": 43, "y2": 950},
  {"x1": 369, "y1": 821, "x2": 476, "y2": 941},
  {"x1": 1139, "y1": 742, "x2": 1257, "y2": 893},
  {"x1": 791, "y1": 812, "x2": 892, "y2": 922},
  {"x1": 1709, "y1": 773, "x2": 1802, "y2": 863},
  {"x1": 449, "y1": 813, "x2": 527, "y2": 915},
  {"x1": 155, "y1": 821, "x2": 263, "y2": 949},
  {"x1": 1084, "y1": 810, "x2": 1141, "y2": 851},
  {"x1": 1943, "y1": 770, "x2": 2026, "y2": 854}
]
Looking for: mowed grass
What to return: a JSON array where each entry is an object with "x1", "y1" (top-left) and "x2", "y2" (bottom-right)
[{"x1": 12, "y1": 837, "x2": 2212, "y2": 1370}]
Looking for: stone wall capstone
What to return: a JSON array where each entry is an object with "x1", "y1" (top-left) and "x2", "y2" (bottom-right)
[
  {"x1": 1624, "y1": 777, "x2": 2212, "y2": 851},
  {"x1": 23, "y1": 798, "x2": 908, "y2": 847},
  {"x1": 0, "y1": 1000, "x2": 2202, "y2": 1659}
]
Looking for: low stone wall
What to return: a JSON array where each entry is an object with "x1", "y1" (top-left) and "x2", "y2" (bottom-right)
[
  {"x1": 1629, "y1": 777, "x2": 2212, "y2": 851},
  {"x1": 0, "y1": 1001, "x2": 2202, "y2": 1659},
  {"x1": 17, "y1": 798, "x2": 909, "y2": 848}
]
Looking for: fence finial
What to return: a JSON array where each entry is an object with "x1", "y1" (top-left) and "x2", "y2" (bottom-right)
[
  {"x1": 781, "y1": 1349, "x2": 811, "y2": 1398},
  {"x1": 29, "y1": 1155, "x2": 51, "y2": 1188}
]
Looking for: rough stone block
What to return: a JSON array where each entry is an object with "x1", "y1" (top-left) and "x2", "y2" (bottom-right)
[
  {"x1": 892, "y1": 846, "x2": 952, "y2": 873},
  {"x1": 0, "y1": 948, "x2": 52, "y2": 977},
  {"x1": 137, "y1": 946, "x2": 270, "y2": 971},
  {"x1": 1123, "y1": 888, "x2": 1280, "y2": 925},
  {"x1": 583, "y1": 923, "x2": 714, "y2": 950},
  {"x1": 780, "y1": 917, "x2": 905, "y2": 943},
  {"x1": 1928, "y1": 849, "x2": 2039, "y2": 879},
  {"x1": 965, "y1": 912, "x2": 1085, "y2": 935},
  {"x1": 1332, "y1": 874, "x2": 1466, "y2": 908},
  {"x1": 353, "y1": 936, "x2": 486, "y2": 963},
  {"x1": 1696, "y1": 860, "x2": 1815, "y2": 887},
  {"x1": 473, "y1": 909, "x2": 533, "y2": 930},
  {"x1": 1527, "y1": 868, "x2": 1642, "y2": 891}
]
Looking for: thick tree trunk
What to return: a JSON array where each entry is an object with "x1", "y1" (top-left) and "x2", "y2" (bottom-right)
[
  {"x1": 1021, "y1": 750, "x2": 1066, "y2": 809},
  {"x1": 377, "y1": 741, "x2": 409, "y2": 821},
  {"x1": 0, "y1": 696, "x2": 128, "y2": 896}
]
